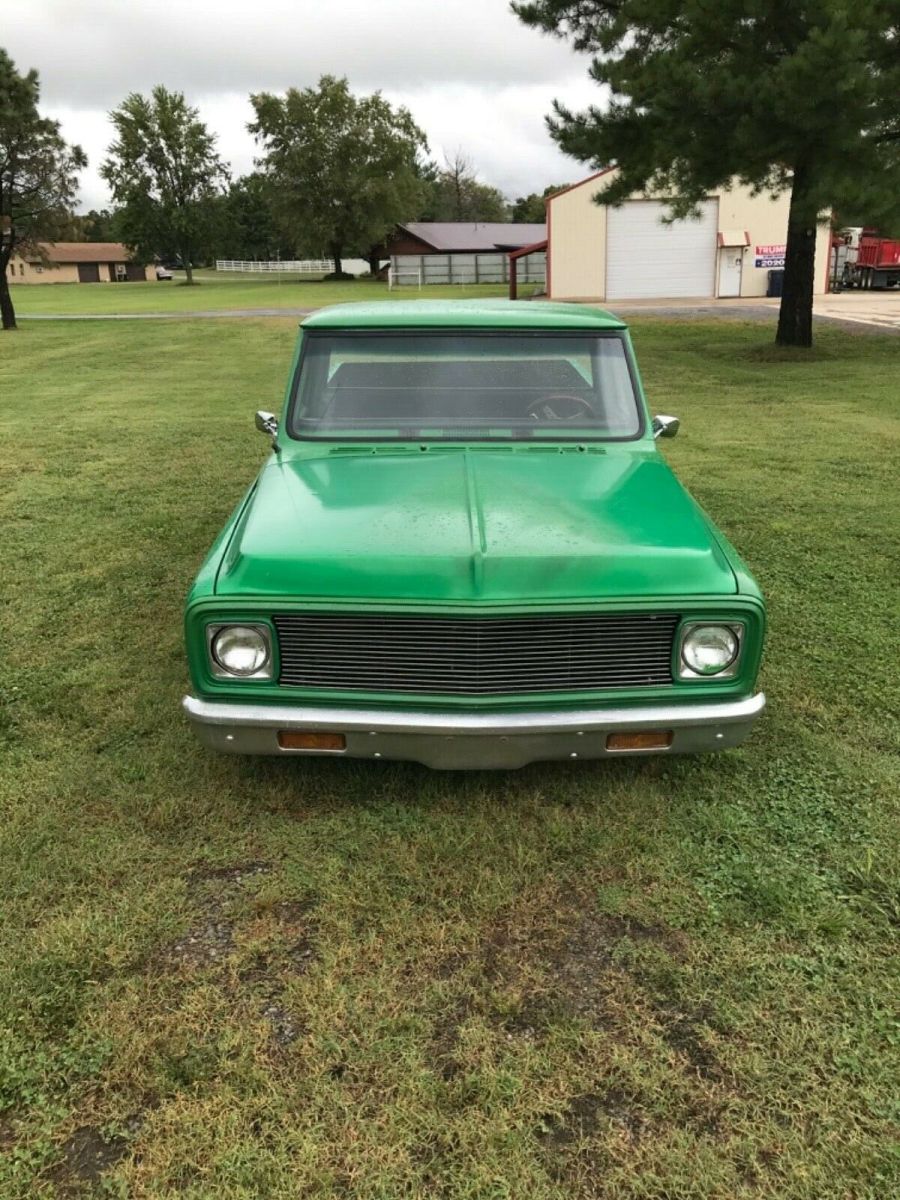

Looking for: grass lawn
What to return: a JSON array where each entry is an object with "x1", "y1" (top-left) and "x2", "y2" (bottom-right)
[
  {"x1": 0, "y1": 317, "x2": 898, "y2": 1199},
  {"x1": 10, "y1": 275, "x2": 540, "y2": 317}
]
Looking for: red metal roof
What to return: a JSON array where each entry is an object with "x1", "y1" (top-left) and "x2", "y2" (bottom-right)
[
  {"x1": 31, "y1": 241, "x2": 135, "y2": 263},
  {"x1": 396, "y1": 222, "x2": 546, "y2": 253}
]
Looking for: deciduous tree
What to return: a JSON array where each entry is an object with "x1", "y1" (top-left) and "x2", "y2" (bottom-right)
[
  {"x1": 427, "y1": 151, "x2": 510, "y2": 222},
  {"x1": 0, "y1": 50, "x2": 86, "y2": 331},
  {"x1": 513, "y1": 0, "x2": 900, "y2": 346},
  {"x1": 249, "y1": 76, "x2": 427, "y2": 276},
  {"x1": 101, "y1": 87, "x2": 228, "y2": 285},
  {"x1": 80, "y1": 208, "x2": 119, "y2": 241},
  {"x1": 510, "y1": 184, "x2": 570, "y2": 223},
  {"x1": 218, "y1": 173, "x2": 291, "y2": 262}
]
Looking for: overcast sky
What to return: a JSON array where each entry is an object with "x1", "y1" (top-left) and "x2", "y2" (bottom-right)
[{"x1": 3, "y1": 0, "x2": 603, "y2": 212}]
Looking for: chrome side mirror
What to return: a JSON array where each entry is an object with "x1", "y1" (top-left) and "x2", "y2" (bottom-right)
[
  {"x1": 652, "y1": 414, "x2": 680, "y2": 439},
  {"x1": 255, "y1": 410, "x2": 279, "y2": 440}
]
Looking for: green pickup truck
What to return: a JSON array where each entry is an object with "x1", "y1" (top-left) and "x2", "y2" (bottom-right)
[{"x1": 183, "y1": 300, "x2": 765, "y2": 768}]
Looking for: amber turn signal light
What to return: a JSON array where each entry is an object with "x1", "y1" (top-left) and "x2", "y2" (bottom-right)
[
  {"x1": 278, "y1": 731, "x2": 346, "y2": 751},
  {"x1": 606, "y1": 729, "x2": 673, "y2": 751}
]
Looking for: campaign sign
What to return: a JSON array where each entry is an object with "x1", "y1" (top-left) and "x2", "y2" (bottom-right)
[{"x1": 755, "y1": 244, "x2": 786, "y2": 268}]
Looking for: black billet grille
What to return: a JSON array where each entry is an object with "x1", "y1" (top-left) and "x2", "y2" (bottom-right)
[{"x1": 272, "y1": 611, "x2": 679, "y2": 696}]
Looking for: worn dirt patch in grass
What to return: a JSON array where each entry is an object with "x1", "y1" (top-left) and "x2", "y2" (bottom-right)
[
  {"x1": 483, "y1": 894, "x2": 688, "y2": 1032},
  {"x1": 543, "y1": 911, "x2": 687, "y2": 1026},
  {"x1": 539, "y1": 906, "x2": 724, "y2": 1082},
  {"x1": 44, "y1": 1124, "x2": 131, "y2": 1195},
  {"x1": 166, "y1": 915, "x2": 237, "y2": 968},
  {"x1": 426, "y1": 886, "x2": 727, "y2": 1181},
  {"x1": 239, "y1": 894, "x2": 319, "y2": 1048},
  {"x1": 430, "y1": 996, "x2": 477, "y2": 1083},
  {"x1": 187, "y1": 860, "x2": 273, "y2": 886},
  {"x1": 0, "y1": 1117, "x2": 16, "y2": 1152},
  {"x1": 235, "y1": 947, "x2": 313, "y2": 1048},
  {"x1": 156, "y1": 862, "x2": 317, "y2": 1049},
  {"x1": 652, "y1": 997, "x2": 723, "y2": 1080},
  {"x1": 161, "y1": 860, "x2": 272, "y2": 969},
  {"x1": 428, "y1": 893, "x2": 692, "y2": 1086},
  {"x1": 537, "y1": 1088, "x2": 648, "y2": 1148},
  {"x1": 533, "y1": 1088, "x2": 657, "y2": 1190},
  {"x1": 536, "y1": 1093, "x2": 604, "y2": 1148}
]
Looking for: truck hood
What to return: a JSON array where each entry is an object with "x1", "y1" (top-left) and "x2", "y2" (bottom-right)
[{"x1": 215, "y1": 448, "x2": 736, "y2": 602}]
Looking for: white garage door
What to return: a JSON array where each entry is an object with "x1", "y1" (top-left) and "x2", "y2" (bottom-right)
[{"x1": 606, "y1": 200, "x2": 718, "y2": 299}]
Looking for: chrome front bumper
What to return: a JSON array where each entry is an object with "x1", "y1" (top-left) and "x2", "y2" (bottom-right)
[{"x1": 183, "y1": 693, "x2": 765, "y2": 770}]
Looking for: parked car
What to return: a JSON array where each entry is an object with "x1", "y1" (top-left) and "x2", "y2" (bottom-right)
[
  {"x1": 155, "y1": 265, "x2": 174, "y2": 280},
  {"x1": 183, "y1": 301, "x2": 766, "y2": 769}
]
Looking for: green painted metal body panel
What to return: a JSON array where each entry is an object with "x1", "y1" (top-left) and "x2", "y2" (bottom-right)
[
  {"x1": 184, "y1": 301, "x2": 766, "y2": 711},
  {"x1": 301, "y1": 299, "x2": 627, "y2": 331},
  {"x1": 215, "y1": 448, "x2": 737, "y2": 602}
]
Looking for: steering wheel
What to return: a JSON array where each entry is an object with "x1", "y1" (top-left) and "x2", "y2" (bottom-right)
[{"x1": 525, "y1": 394, "x2": 596, "y2": 422}]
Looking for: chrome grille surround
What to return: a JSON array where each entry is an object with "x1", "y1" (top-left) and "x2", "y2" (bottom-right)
[{"x1": 272, "y1": 611, "x2": 679, "y2": 696}]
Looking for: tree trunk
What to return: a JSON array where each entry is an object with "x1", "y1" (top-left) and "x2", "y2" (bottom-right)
[
  {"x1": 331, "y1": 244, "x2": 343, "y2": 276},
  {"x1": 776, "y1": 173, "x2": 817, "y2": 348},
  {"x1": 183, "y1": 257, "x2": 194, "y2": 285},
  {"x1": 367, "y1": 250, "x2": 381, "y2": 276},
  {"x1": 0, "y1": 263, "x2": 16, "y2": 331}
]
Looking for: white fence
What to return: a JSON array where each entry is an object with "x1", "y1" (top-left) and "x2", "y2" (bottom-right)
[
  {"x1": 389, "y1": 251, "x2": 546, "y2": 287},
  {"x1": 215, "y1": 258, "x2": 370, "y2": 274}
]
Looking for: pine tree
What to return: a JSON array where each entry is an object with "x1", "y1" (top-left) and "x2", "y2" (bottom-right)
[
  {"x1": 0, "y1": 50, "x2": 86, "y2": 331},
  {"x1": 513, "y1": 1, "x2": 900, "y2": 346}
]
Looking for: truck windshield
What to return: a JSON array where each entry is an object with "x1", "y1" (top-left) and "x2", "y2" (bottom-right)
[{"x1": 289, "y1": 331, "x2": 642, "y2": 441}]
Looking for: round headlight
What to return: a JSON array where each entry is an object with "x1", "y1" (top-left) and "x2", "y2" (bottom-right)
[
  {"x1": 681, "y1": 625, "x2": 739, "y2": 676},
  {"x1": 211, "y1": 626, "x2": 269, "y2": 676}
]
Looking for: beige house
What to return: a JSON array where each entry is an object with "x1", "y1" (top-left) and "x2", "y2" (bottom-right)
[
  {"x1": 7, "y1": 242, "x2": 156, "y2": 284},
  {"x1": 546, "y1": 170, "x2": 832, "y2": 302}
]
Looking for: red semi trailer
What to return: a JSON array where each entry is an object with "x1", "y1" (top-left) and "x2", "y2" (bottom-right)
[{"x1": 840, "y1": 228, "x2": 900, "y2": 289}]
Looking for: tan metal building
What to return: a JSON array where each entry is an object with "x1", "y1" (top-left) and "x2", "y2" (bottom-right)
[
  {"x1": 7, "y1": 242, "x2": 155, "y2": 284},
  {"x1": 546, "y1": 169, "x2": 831, "y2": 302}
]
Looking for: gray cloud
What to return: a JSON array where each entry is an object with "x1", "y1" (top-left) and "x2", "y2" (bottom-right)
[
  {"x1": 4, "y1": 0, "x2": 601, "y2": 210},
  {"x1": 5, "y1": 0, "x2": 587, "y2": 107}
]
